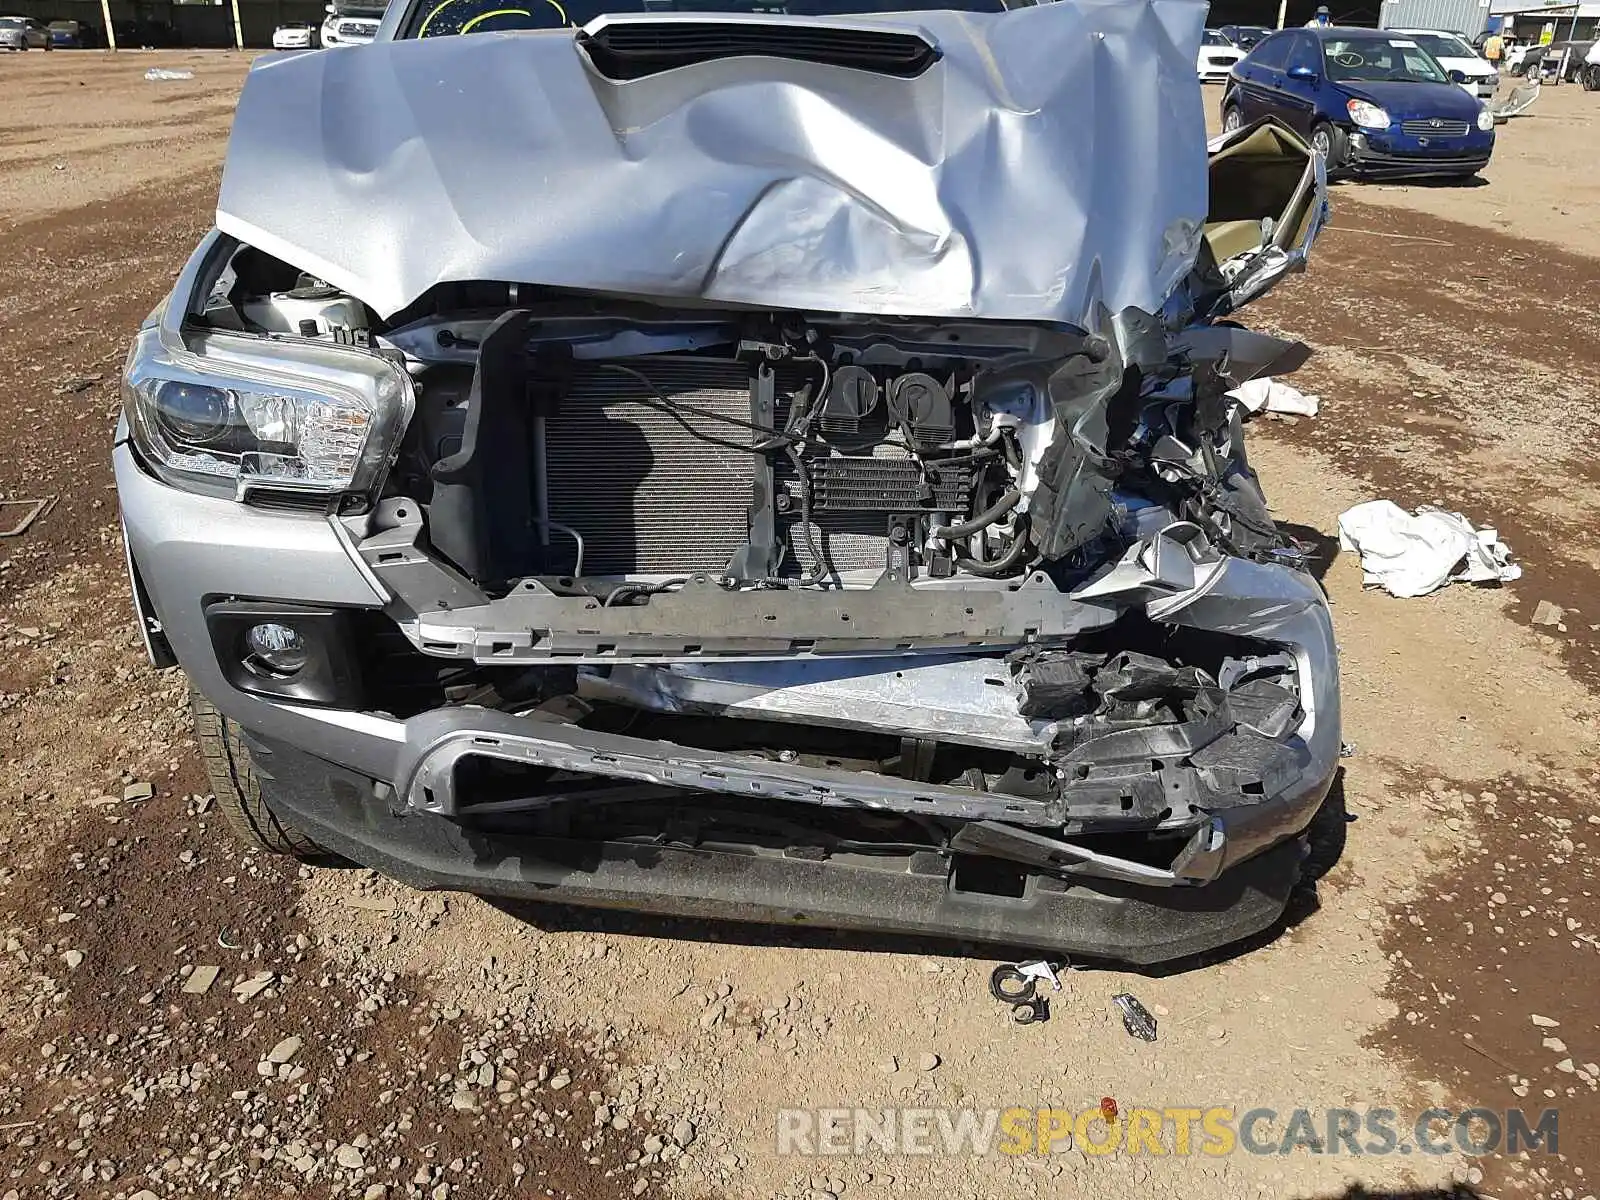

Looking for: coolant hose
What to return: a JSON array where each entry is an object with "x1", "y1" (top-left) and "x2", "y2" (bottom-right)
[
  {"x1": 955, "y1": 518, "x2": 1033, "y2": 577},
  {"x1": 930, "y1": 487, "x2": 1022, "y2": 544}
]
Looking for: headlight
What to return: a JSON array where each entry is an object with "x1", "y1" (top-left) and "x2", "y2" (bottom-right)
[
  {"x1": 123, "y1": 325, "x2": 412, "y2": 500},
  {"x1": 1346, "y1": 99, "x2": 1390, "y2": 130},
  {"x1": 1477, "y1": 107, "x2": 1495, "y2": 131}
]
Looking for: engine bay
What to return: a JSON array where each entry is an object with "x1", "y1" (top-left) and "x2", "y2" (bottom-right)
[{"x1": 202, "y1": 245, "x2": 1301, "y2": 612}]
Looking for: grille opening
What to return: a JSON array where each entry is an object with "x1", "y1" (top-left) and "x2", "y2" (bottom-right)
[{"x1": 578, "y1": 21, "x2": 940, "y2": 81}]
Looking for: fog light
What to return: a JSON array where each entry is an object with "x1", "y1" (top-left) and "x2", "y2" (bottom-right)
[{"x1": 245, "y1": 622, "x2": 309, "y2": 674}]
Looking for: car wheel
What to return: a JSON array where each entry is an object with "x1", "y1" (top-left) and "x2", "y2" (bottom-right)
[
  {"x1": 191, "y1": 689, "x2": 332, "y2": 861},
  {"x1": 1222, "y1": 103, "x2": 1243, "y2": 133},
  {"x1": 1583, "y1": 63, "x2": 1600, "y2": 91},
  {"x1": 1310, "y1": 122, "x2": 1347, "y2": 172}
]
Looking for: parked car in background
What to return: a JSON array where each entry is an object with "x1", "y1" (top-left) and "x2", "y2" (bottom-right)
[
  {"x1": 273, "y1": 21, "x2": 318, "y2": 49},
  {"x1": 1583, "y1": 39, "x2": 1600, "y2": 89},
  {"x1": 320, "y1": 0, "x2": 386, "y2": 46},
  {"x1": 1199, "y1": 28, "x2": 1245, "y2": 81},
  {"x1": 1389, "y1": 28, "x2": 1498, "y2": 97},
  {"x1": 47, "y1": 19, "x2": 91, "y2": 47},
  {"x1": 1223, "y1": 27, "x2": 1494, "y2": 179},
  {"x1": 0, "y1": 15, "x2": 51, "y2": 49},
  {"x1": 1218, "y1": 23, "x2": 1271, "y2": 50}
]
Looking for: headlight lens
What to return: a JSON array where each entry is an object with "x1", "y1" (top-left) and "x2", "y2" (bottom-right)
[
  {"x1": 1346, "y1": 99, "x2": 1390, "y2": 130},
  {"x1": 123, "y1": 326, "x2": 412, "y2": 499},
  {"x1": 1477, "y1": 107, "x2": 1495, "y2": 131}
]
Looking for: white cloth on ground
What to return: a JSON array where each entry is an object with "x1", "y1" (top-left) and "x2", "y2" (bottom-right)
[
  {"x1": 1336, "y1": 500, "x2": 1521, "y2": 598},
  {"x1": 1227, "y1": 378, "x2": 1320, "y2": 418}
]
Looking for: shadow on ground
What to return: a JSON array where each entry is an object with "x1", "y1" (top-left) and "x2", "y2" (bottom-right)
[
  {"x1": 1339, "y1": 175, "x2": 1489, "y2": 191},
  {"x1": 1299, "y1": 1187, "x2": 1482, "y2": 1200},
  {"x1": 1279, "y1": 520, "x2": 1341, "y2": 583}
]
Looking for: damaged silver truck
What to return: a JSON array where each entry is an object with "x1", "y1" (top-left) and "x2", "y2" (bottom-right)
[{"x1": 114, "y1": 0, "x2": 1337, "y2": 963}]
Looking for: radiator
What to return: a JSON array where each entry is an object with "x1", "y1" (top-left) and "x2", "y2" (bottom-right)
[
  {"x1": 544, "y1": 359, "x2": 755, "y2": 576},
  {"x1": 544, "y1": 359, "x2": 919, "y2": 577}
]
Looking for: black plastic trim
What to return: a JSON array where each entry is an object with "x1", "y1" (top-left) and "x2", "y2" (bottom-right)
[
  {"x1": 205, "y1": 601, "x2": 363, "y2": 706},
  {"x1": 578, "y1": 21, "x2": 940, "y2": 81}
]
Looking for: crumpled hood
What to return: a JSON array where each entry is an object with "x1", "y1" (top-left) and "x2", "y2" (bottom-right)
[
  {"x1": 215, "y1": 0, "x2": 1208, "y2": 325},
  {"x1": 1339, "y1": 78, "x2": 1485, "y2": 121}
]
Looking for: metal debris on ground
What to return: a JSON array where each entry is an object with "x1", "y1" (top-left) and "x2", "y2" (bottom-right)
[
  {"x1": 1010, "y1": 996, "x2": 1050, "y2": 1025},
  {"x1": 1340, "y1": 742, "x2": 1357, "y2": 758},
  {"x1": 144, "y1": 68, "x2": 194, "y2": 81},
  {"x1": 989, "y1": 960, "x2": 1066, "y2": 1027},
  {"x1": 988, "y1": 959, "x2": 1063, "y2": 1003},
  {"x1": 1112, "y1": 993, "x2": 1159, "y2": 1042},
  {"x1": 1489, "y1": 80, "x2": 1540, "y2": 120},
  {"x1": 0, "y1": 496, "x2": 57, "y2": 538},
  {"x1": 1336, "y1": 500, "x2": 1521, "y2": 598}
]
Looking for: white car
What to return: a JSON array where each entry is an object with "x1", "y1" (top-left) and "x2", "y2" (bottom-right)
[
  {"x1": 1390, "y1": 28, "x2": 1498, "y2": 97},
  {"x1": 0, "y1": 15, "x2": 51, "y2": 50},
  {"x1": 272, "y1": 22, "x2": 317, "y2": 50},
  {"x1": 1198, "y1": 28, "x2": 1244, "y2": 82},
  {"x1": 320, "y1": 3, "x2": 384, "y2": 47}
]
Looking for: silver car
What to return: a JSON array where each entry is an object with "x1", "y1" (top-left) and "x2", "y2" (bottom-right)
[
  {"x1": 115, "y1": 0, "x2": 1338, "y2": 964},
  {"x1": 0, "y1": 15, "x2": 52, "y2": 49}
]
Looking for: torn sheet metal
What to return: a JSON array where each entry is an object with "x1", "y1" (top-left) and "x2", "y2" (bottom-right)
[
  {"x1": 215, "y1": 0, "x2": 1209, "y2": 323},
  {"x1": 579, "y1": 656, "x2": 1051, "y2": 756},
  {"x1": 1488, "y1": 80, "x2": 1540, "y2": 120},
  {"x1": 1337, "y1": 500, "x2": 1521, "y2": 598}
]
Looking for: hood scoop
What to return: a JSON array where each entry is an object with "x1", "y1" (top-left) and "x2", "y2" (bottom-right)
[{"x1": 577, "y1": 15, "x2": 940, "y2": 81}]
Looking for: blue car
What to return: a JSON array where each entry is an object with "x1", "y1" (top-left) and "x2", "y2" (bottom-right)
[{"x1": 1222, "y1": 27, "x2": 1495, "y2": 180}]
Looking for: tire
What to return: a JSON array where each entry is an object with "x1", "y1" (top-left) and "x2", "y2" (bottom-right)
[
  {"x1": 1583, "y1": 63, "x2": 1600, "y2": 91},
  {"x1": 191, "y1": 689, "x2": 330, "y2": 861},
  {"x1": 1310, "y1": 122, "x2": 1348, "y2": 173},
  {"x1": 1222, "y1": 103, "x2": 1243, "y2": 133}
]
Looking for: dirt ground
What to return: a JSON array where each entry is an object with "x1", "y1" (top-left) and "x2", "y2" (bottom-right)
[{"x1": 1, "y1": 52, "x2": 1596, "y2": 1200}]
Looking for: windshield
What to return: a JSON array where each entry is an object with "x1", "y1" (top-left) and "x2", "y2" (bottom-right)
[
  {"x1": 0, "y1": 17, "x2": 24, "y2": 28},
  {"x1": 403, "y1": 0, "x2": 1009, "y2": 37},
  {"x1": 1203, "y1": 30, "x2": 1231, "y2": 46},
  {"x1": 1323, "y1": 36, "x2": 1449, "y2": 83},
  {"x1": 1405, "y1": 31, "x2": 1473, "y2": 59}
]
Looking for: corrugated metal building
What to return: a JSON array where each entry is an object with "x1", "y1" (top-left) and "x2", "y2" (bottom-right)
[
  {"x1": 1489, "y1": 0, "x2": 1600, "y2": 40},
  {"x1": 1378, "y1": 0, "x2": 1493, "y2": 35}
]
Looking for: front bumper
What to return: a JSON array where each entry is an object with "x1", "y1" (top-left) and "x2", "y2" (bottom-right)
[
  {"x1": 115, "y1": 435, "x2": 1341, "y2": 962},
  {"x1": 253, "y1": 729, "x2": 1307, "y2": 964},
  {"x1": 1347, "y1": 130, "x2": 1493, "y2": 178}
]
